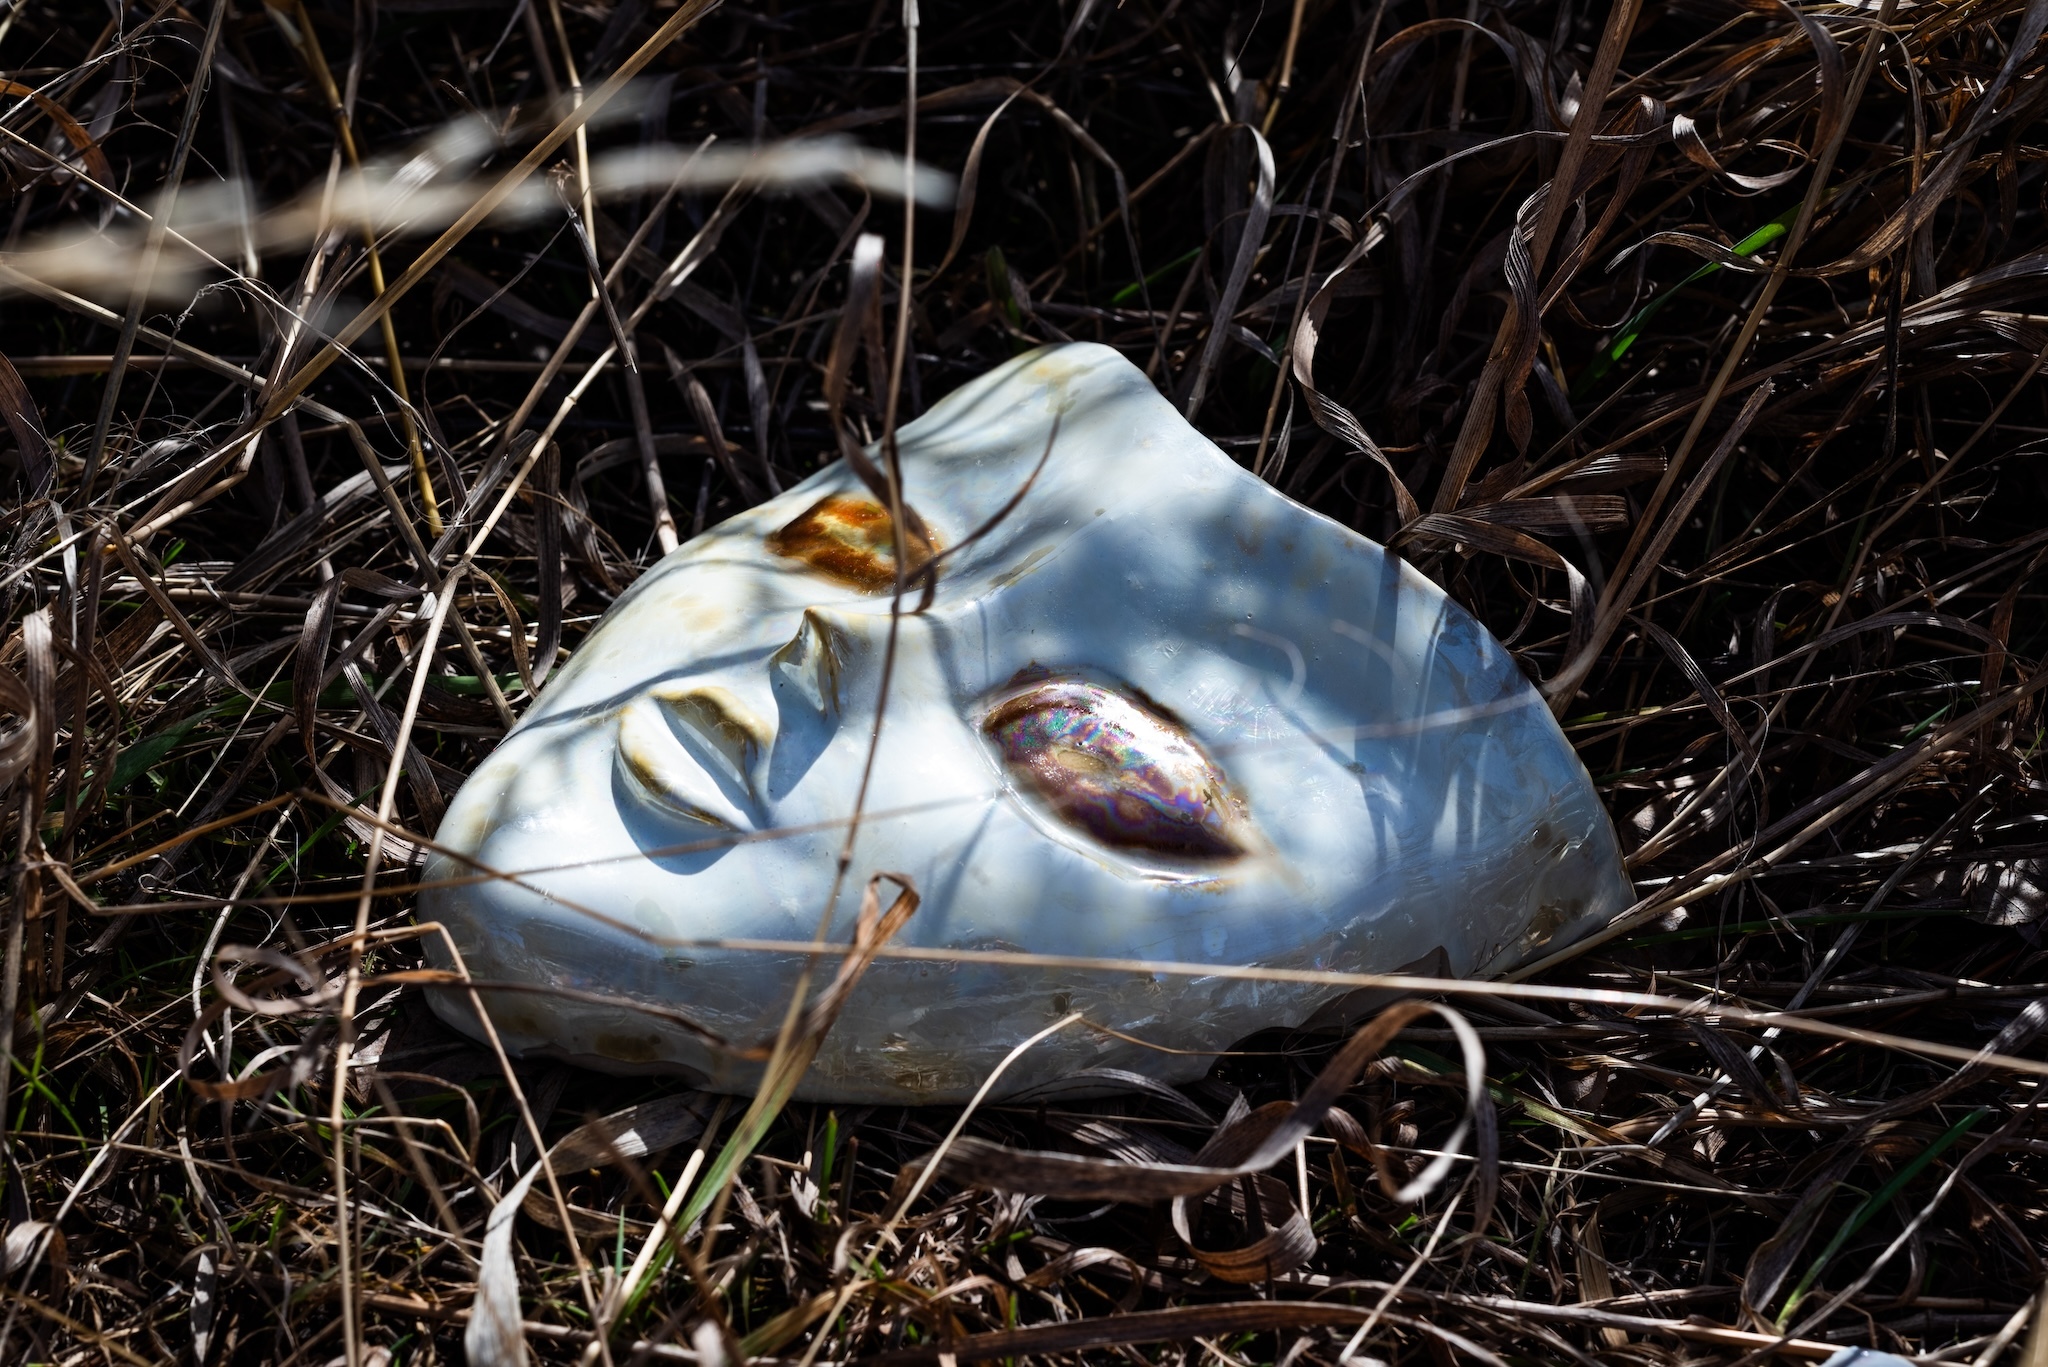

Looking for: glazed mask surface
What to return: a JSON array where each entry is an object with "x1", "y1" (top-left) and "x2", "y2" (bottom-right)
[{"x1": 422, "y1": 343, "x2": 1630, "y2": 1102}]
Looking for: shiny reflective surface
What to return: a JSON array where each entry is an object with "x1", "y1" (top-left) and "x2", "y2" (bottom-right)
[
  {"x1": 985, "y1": 678, "x2": 1243, "y2": 861},
  {"x1": 420, "y1": 342, "x2": 1634, "y2": 1103},
  {"x1": 766, "y1": 493, "x2": 934, "y2": 592}
]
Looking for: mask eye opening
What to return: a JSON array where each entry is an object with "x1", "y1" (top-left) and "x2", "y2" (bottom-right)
[{"x1": 980, "y1": 674, "x2": 1248, "y2": 868}]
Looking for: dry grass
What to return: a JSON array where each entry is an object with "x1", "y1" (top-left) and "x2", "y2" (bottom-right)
[{"x1": 1, "y1": 0, "x2": 2047, "y2": 1363}]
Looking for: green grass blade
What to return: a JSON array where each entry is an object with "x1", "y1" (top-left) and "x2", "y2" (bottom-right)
[
  {"x1": 1575, "y1": 208, "x2": 1798, "y2": 398},
  {"x1": 1777, "y1": 1105, "x2": 1990, "y2": 1326}
]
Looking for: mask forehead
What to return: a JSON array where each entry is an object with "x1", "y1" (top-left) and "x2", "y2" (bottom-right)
[{"x1": 538, "y1": 346, "x2": 1487, "y2": 727}]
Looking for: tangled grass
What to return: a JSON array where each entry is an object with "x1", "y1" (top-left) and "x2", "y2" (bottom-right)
[{"x1": 2, "y1": 0, "x2": 2048, "y2": 1363}]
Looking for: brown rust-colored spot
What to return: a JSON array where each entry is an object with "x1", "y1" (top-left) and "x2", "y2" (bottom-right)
[
  {"x1": 593, "y1": 1031, "x2": 663, "y2": 1064},
  {"x1": 1520, "y1": 901, "x2": 1574, "y2": 950},
  {"x1": 767, "y1": 494, "x2": 937, "y2": 592}
]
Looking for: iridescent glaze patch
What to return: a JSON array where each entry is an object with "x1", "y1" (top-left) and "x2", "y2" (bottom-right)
[
  {"x1": 767, "y1": 494, "x2": 936, "y2": 592},
  {"x1": 985, "y1": 679, "x2": 1244, "y2": 860}
]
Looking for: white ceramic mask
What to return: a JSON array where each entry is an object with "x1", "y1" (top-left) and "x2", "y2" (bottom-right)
[{"x1": 422, "y1": 343, "x2": 1630, "y2": 1102}]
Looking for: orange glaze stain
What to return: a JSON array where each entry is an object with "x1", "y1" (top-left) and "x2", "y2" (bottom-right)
[{"x1": 766, "y1": 494, "x2": 939, "y2": 592}]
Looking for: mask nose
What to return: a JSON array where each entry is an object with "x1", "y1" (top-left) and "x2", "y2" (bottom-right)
[{"x1": 765, "y1": 606, "x2": 861, "y2": 801}]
